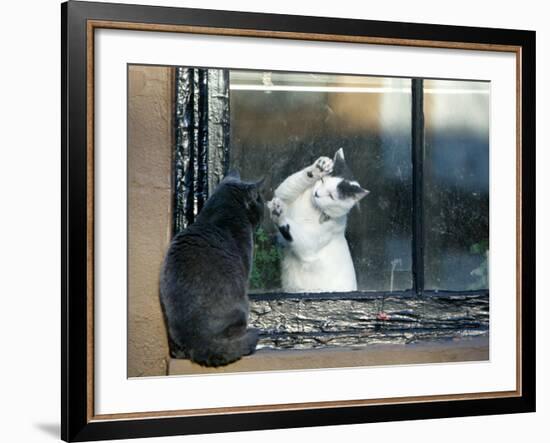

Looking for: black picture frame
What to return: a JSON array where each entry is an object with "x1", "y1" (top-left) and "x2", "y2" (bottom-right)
[{"x1": 62, "y1": 1, "x2": 536, "y2": 441}]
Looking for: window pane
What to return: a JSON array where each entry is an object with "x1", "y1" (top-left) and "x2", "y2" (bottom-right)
[
  {"x1": 424, "y1": 80, "x2": 490, "y2": 291},
  {"x1": 229, "y1": 71, "x2": 412, "y2": 292}
]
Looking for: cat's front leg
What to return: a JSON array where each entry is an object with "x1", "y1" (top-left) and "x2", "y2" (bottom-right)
[
  {"x1": 274, "y1": 156, "x2": 334, "y2": 203},
  {"x1": 267, "y1": 197, "x2": 293, "y2": 242},
  {"x1": 268, "y1": 197, "x2": 321, "y2": 260}
]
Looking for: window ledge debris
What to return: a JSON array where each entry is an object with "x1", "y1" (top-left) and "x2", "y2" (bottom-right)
[{"x1": 249, "y1": 293, "x2": 489, "y2": 351}]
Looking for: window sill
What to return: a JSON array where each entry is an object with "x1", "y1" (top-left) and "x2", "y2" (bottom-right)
[{"x1": 168, "y1": 335, "x2": 488, "y2": 376}]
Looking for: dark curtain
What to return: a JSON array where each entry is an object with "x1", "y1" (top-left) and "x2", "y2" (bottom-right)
[{"x1": 173, "y1": 67, "x2": 230, "y2": 232}]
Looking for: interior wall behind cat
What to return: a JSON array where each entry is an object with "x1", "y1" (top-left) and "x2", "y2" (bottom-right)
[{"x1": 127, "y1": 65, "x2": 173, "y2": 377}]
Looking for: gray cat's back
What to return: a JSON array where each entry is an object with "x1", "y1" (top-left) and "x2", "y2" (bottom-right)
[{"x1": 161, "y1": 223, "x2": 248, "y2": 319}]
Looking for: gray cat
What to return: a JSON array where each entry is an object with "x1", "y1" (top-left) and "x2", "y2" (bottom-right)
[{"x1": 160, "y1": 171, "x2": 264, "y2": 367}]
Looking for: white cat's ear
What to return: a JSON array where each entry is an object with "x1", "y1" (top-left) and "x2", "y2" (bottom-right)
[
  {"x1": 333, "y1": 148, "x2": 349, "y2": 177},
  {"x1": 334, "y1": 148, "x2": 345, "y2": 161},
  {"x1": 355, "y1": 188, "x2": 370, "y2": 201}
]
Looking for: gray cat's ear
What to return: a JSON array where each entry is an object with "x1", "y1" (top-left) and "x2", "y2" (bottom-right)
[
  {"x1": 244, "y1": 177, "x2": 264, "y2": 195},
  {"x1": 245, "y1": 178, "x2": 264, "y2": 200},
  {"x1": 246, "y1": 185, "x2": 263, "y2": 203},
  {"x1": 224, "y1": 169, "x2": 241, "y2": 181}
]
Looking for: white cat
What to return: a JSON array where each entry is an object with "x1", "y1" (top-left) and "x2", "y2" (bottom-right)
[{"x1": 267, "y1": 149, "x2": 369, "y2": 293}]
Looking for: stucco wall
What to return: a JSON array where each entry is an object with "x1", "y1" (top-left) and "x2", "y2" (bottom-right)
[{"x1": 127, "y1": 65, "x2": 173, "y2": 377}]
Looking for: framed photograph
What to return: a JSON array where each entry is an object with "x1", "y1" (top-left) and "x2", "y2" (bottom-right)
[{"x1": 62, "y1": 1, "x2": 535, "y2": 441}]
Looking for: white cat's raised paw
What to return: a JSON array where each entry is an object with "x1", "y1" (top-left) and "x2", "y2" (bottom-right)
[
  {"x1": 308, "y1": 156, "x2": 334, "y2": 179},
  {"x1": 267, "y1": 197, "x2": 286, "y2": 223}
]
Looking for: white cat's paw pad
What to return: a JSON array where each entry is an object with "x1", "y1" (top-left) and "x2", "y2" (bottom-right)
[
  {"x1": 267, "y1": 198, "x2": 285, "y2": 220},
  {"x1": 309, "y1": 156, "x2": 334, "y2": 178}
]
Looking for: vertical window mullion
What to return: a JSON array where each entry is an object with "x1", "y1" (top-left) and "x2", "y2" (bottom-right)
[{"x1": 411, "y1": 78, "x2": 425, "y2": 295}]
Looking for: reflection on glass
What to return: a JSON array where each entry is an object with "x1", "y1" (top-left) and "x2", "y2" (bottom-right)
[
  {"x1": 229, "y1": 71, "x2": 413, "y2": 292},
  {"x1": 423, "y1": 80, "x2": 490, "y2": 291}
]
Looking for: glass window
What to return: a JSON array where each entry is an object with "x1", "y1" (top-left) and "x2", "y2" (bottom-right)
[
  {"x1": 423, "y1": 80, "x2": 490, "y2": 290},
  {"x1": 229, "y1": 71, "x2": 413, "y2": 292},
  {"x1": 168, "y1": 66, "x2": 491, "y2": 354}
]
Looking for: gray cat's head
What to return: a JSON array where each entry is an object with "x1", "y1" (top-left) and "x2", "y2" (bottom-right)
[
  {"x1": 311, "y1": 149, "x2": 369, "y2": 218},
  {"x1": 217, "y1": 170, "x2": 265, "y2": 226}
]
